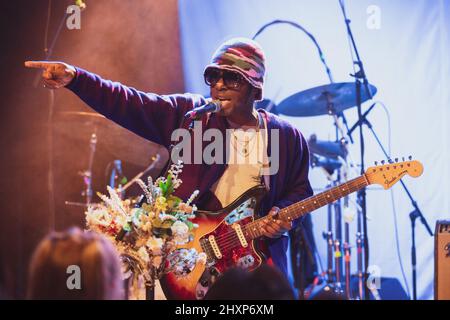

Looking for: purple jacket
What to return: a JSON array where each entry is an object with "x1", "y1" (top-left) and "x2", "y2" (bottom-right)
[{"x1": 66, "y1": 67, "x2": 313, "y2": 275}]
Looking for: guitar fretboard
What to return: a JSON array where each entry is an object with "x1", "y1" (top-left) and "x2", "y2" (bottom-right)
[{"x1": 243, "y1": 175, "x2": 369, "y2": 240}]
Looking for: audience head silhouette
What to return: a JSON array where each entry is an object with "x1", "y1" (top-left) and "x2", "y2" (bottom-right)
[
  {"x1": 205, "y1": 264, "x2": 295, "y2": 300},
  {"x1": 28, "y1": 227, "x2": 124, "y2": 300}
]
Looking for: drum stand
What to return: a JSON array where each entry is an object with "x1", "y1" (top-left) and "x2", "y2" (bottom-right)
[
  {"x1": 323, "y1": 172, "x2": 345, "y2": 296},
  {"x1": 84, "y1": 132, "x2": 97, "y2": 205},
  {"x1": 65, "y1": 131, "x2": 97, "y2": 208},
  {"x1": 317, "y1": 112, "x2": 357, "y2": 299},
  {"x1": 355, "y1": 198, "x2": 364, "y2": 299}
]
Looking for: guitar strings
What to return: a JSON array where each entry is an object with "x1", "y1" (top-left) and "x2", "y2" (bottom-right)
[
  {"x1": 216, "y1": 181, "x2": 366, "y2": 250},
  {"x1": 208, "y1": 180, "x2": 368, "y2": 254},
  {"x1": 214, "y1": 179, "x2": 366, "y2": 245}
]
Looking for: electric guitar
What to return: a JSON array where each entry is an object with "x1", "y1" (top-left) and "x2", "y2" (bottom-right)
[{"x1": 160, "y1": 160, "x2": 423, "y2": 300}]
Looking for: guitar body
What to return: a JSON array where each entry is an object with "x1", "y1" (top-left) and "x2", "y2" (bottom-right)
[{"x1": 160, "y1": 185, "x2": 268, "y2": 300}]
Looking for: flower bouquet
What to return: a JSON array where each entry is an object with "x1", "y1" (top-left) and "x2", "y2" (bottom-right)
[{"x1": 85, "y1": 161, "x2": 206, "y2": 299}]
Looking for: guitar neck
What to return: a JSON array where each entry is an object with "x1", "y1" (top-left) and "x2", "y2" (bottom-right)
[{"x1": 244, "y1": 174, "x2": 369, "y2": 240}]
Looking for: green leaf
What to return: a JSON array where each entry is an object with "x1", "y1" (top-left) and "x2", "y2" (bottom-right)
[
  {"x1": 166, "y1": 195, "x2": 182, "y2": 210},
  {"x1": 185, "y1": 221, "x2": 194, "y2": 231},
  {"x1": 159, "y1": 180, "x2": 167, "y2": 196},
  {"x1": 120, "y1": 176, "x2": 128, "y2": 185},
  {"x1": 123, "y1": 223, "x2": 131, "y2": 232},
  {"x1": 133, "y1": 208, "x2": 142, "y2": 219},
  {"x1": 166, "y1": 174, "x2": 174, "y2": 196}
]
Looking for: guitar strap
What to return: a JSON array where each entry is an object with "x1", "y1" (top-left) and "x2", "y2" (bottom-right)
[{"x1": 257, "y1": 111, "x2": 271, "y2": 192}]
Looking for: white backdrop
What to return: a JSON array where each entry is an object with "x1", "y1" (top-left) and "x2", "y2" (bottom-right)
[{"x1": 177, "y1": 0, "x2": 450, "y2": 299}]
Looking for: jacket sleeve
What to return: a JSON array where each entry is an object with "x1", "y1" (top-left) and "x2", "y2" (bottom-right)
[
  {"x1": 274, "y1": 127, "x2": 314, "y2": 230},
  {"x1": 65, "y1": 67, "x2": 206, "y2": 148}
]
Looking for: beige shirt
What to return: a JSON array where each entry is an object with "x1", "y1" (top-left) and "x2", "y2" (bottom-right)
[{"x1": 210, "y1": 112, "x2": 269, "y2": 207}]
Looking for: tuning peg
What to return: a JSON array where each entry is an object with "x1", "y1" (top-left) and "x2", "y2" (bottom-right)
[
  {"x1": 388, "y1": 159, "x2": 394, "y2": 164},
  {"x1": 395, "y1": 158, "x2": 398, "y2": 162},
  {"x1": 381, "y1": 160, "x2": 385, "y2": 165},
  {"x1": 402, "y1": 156, "x2": 405, "y2": 162},
  {"x1": 374, "y1": 161, "x2": 378, "y2": 166},
  {"x1": 408, "y1": 155, "x2": 412, "y2": 161}
]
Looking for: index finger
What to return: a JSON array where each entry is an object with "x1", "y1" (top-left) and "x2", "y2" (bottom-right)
[{"x1": 24, "y1": 61, "x2": 52, "y2": 69}]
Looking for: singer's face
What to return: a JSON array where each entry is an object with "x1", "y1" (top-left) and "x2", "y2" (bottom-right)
[{"x1": 209, "y1": 73, "x2": 257, "y2": 118}]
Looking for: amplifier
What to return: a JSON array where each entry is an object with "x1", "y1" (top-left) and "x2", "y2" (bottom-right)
[{"x1": 435, "y1": 220, "x2": 450, "y2": 300}]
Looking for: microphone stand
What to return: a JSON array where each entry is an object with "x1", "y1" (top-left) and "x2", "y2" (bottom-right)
[
  {"x1": 338, "y1": 0, "x2": 374, "y2": 300},
  {"x1": 121, "y1": 154, "x2": 161, "y2": 193}
]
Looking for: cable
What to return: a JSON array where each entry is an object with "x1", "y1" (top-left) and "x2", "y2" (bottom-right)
[
  {"x1": 43, "y1": 0, "x2": 56, "y2": 231},
  {"x1": 252, "y1": 19, "x2": 334, "y2": 84},
  {"x1": 44, "y1": 0, "x2": 52, "y2": 55},
  {"x1": 339, "y1": 0, "x2": 357, "y2": 76},
  {"x1": 372, "y1": 100, "x2": 412, "y2": 298}
]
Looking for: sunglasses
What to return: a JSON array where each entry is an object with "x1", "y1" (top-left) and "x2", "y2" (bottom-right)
[{"x1": 204, "y1": 69, "x2": 244, "y2": 89}]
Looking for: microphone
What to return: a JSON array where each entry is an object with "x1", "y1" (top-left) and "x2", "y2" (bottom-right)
[{"x1": 184, "y1": 100, "x2": 221, "y2": 119}]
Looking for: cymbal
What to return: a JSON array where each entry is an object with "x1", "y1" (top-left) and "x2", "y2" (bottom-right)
[
  {"x1": 255, "y1": 98, "x2": 279, "y2": 115},
  {"x1": 278, "y1": 82, "x2": 377, "y2": 117},
  {"x1": 53, "y1": 111, "x2": 165, "y2": 168},
  {"x1": 58, "y1": 111, "x2": 106, "y2": 119}
]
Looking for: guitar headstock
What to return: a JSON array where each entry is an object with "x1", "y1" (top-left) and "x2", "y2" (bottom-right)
[{"x1": 365, "y1": 159, "x2": 423, "y2": 189}]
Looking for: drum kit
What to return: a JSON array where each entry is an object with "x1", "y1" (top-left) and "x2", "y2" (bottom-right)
[
  {"x1": 258, "y1": 81, "x2": 378, "y2": 300},
  {"x1": 53, "y1": 111, "x2": 164, "y2": 208}
]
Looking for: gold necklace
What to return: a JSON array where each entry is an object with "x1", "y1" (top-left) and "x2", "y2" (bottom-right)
[
  {"x1": 231, "y1": 132, "x2": 256, "y2": 156},
  {"x1": 228, "y1": 111, "x2": 261, "y2": 157},
  {"x1": 231, "y1": 127, "x2": 260, "y2": 157}
]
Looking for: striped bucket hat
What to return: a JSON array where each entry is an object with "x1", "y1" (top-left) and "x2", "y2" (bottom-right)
[{"x1": 204, "y1": 37, "x2": 266, "y2": 100}]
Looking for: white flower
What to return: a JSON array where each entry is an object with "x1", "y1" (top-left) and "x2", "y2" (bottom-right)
[
  {"x1": 159, "y1": 213, "x2": 177, "y2": 221},
  {"x1": 146, "y1": 237, "x2": 164, "y2": 255},
  {"x1": 114, "y1": 214, "x2": 128, "y2": 228},
  {"x1": 171, "y1": 220, "x2": 189, "y2": 235},
  {"x1": 167, "y1": 248, "x2": 199, "y2": 277},
  {"x1": 174, "y1": 232, "x2": 190, "y2": 245},
  {"x1": 167, "y1": 161, "x2": 184, "y2": 190},
  {"x1": 105, "y1": 186, "x2": 127, "y2": 214},
  {"x1": 86, "y1": 207, "x2": 111, "y2": 227},
  {"x1": 171, "y1": 221, "x2": 190, "y2": 244},
  {"x1": 197, "y1": 252, "x2": 207, "y2": 265},
  {"x1": 186, "y1": 190, "x2": 199, "y2": 206},
  {"x1": 137, "y1": 246, "x2": 150, "y2": 263},
  {"x1": 136, "y1": 179, "x2": 153, "y2": 204}
]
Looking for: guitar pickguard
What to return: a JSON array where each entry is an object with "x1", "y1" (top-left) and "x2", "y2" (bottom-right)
[{"x1": 224, "y1": 197, "x2": 256, "y2": 224}]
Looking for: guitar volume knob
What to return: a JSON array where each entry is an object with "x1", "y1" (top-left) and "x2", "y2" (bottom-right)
[
  {"x1": 200, "y1": 279, "x2": 209, "y2": 287},
  {"x1": 209, "y1": 267, "x2": 219, "y2": 277}
]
